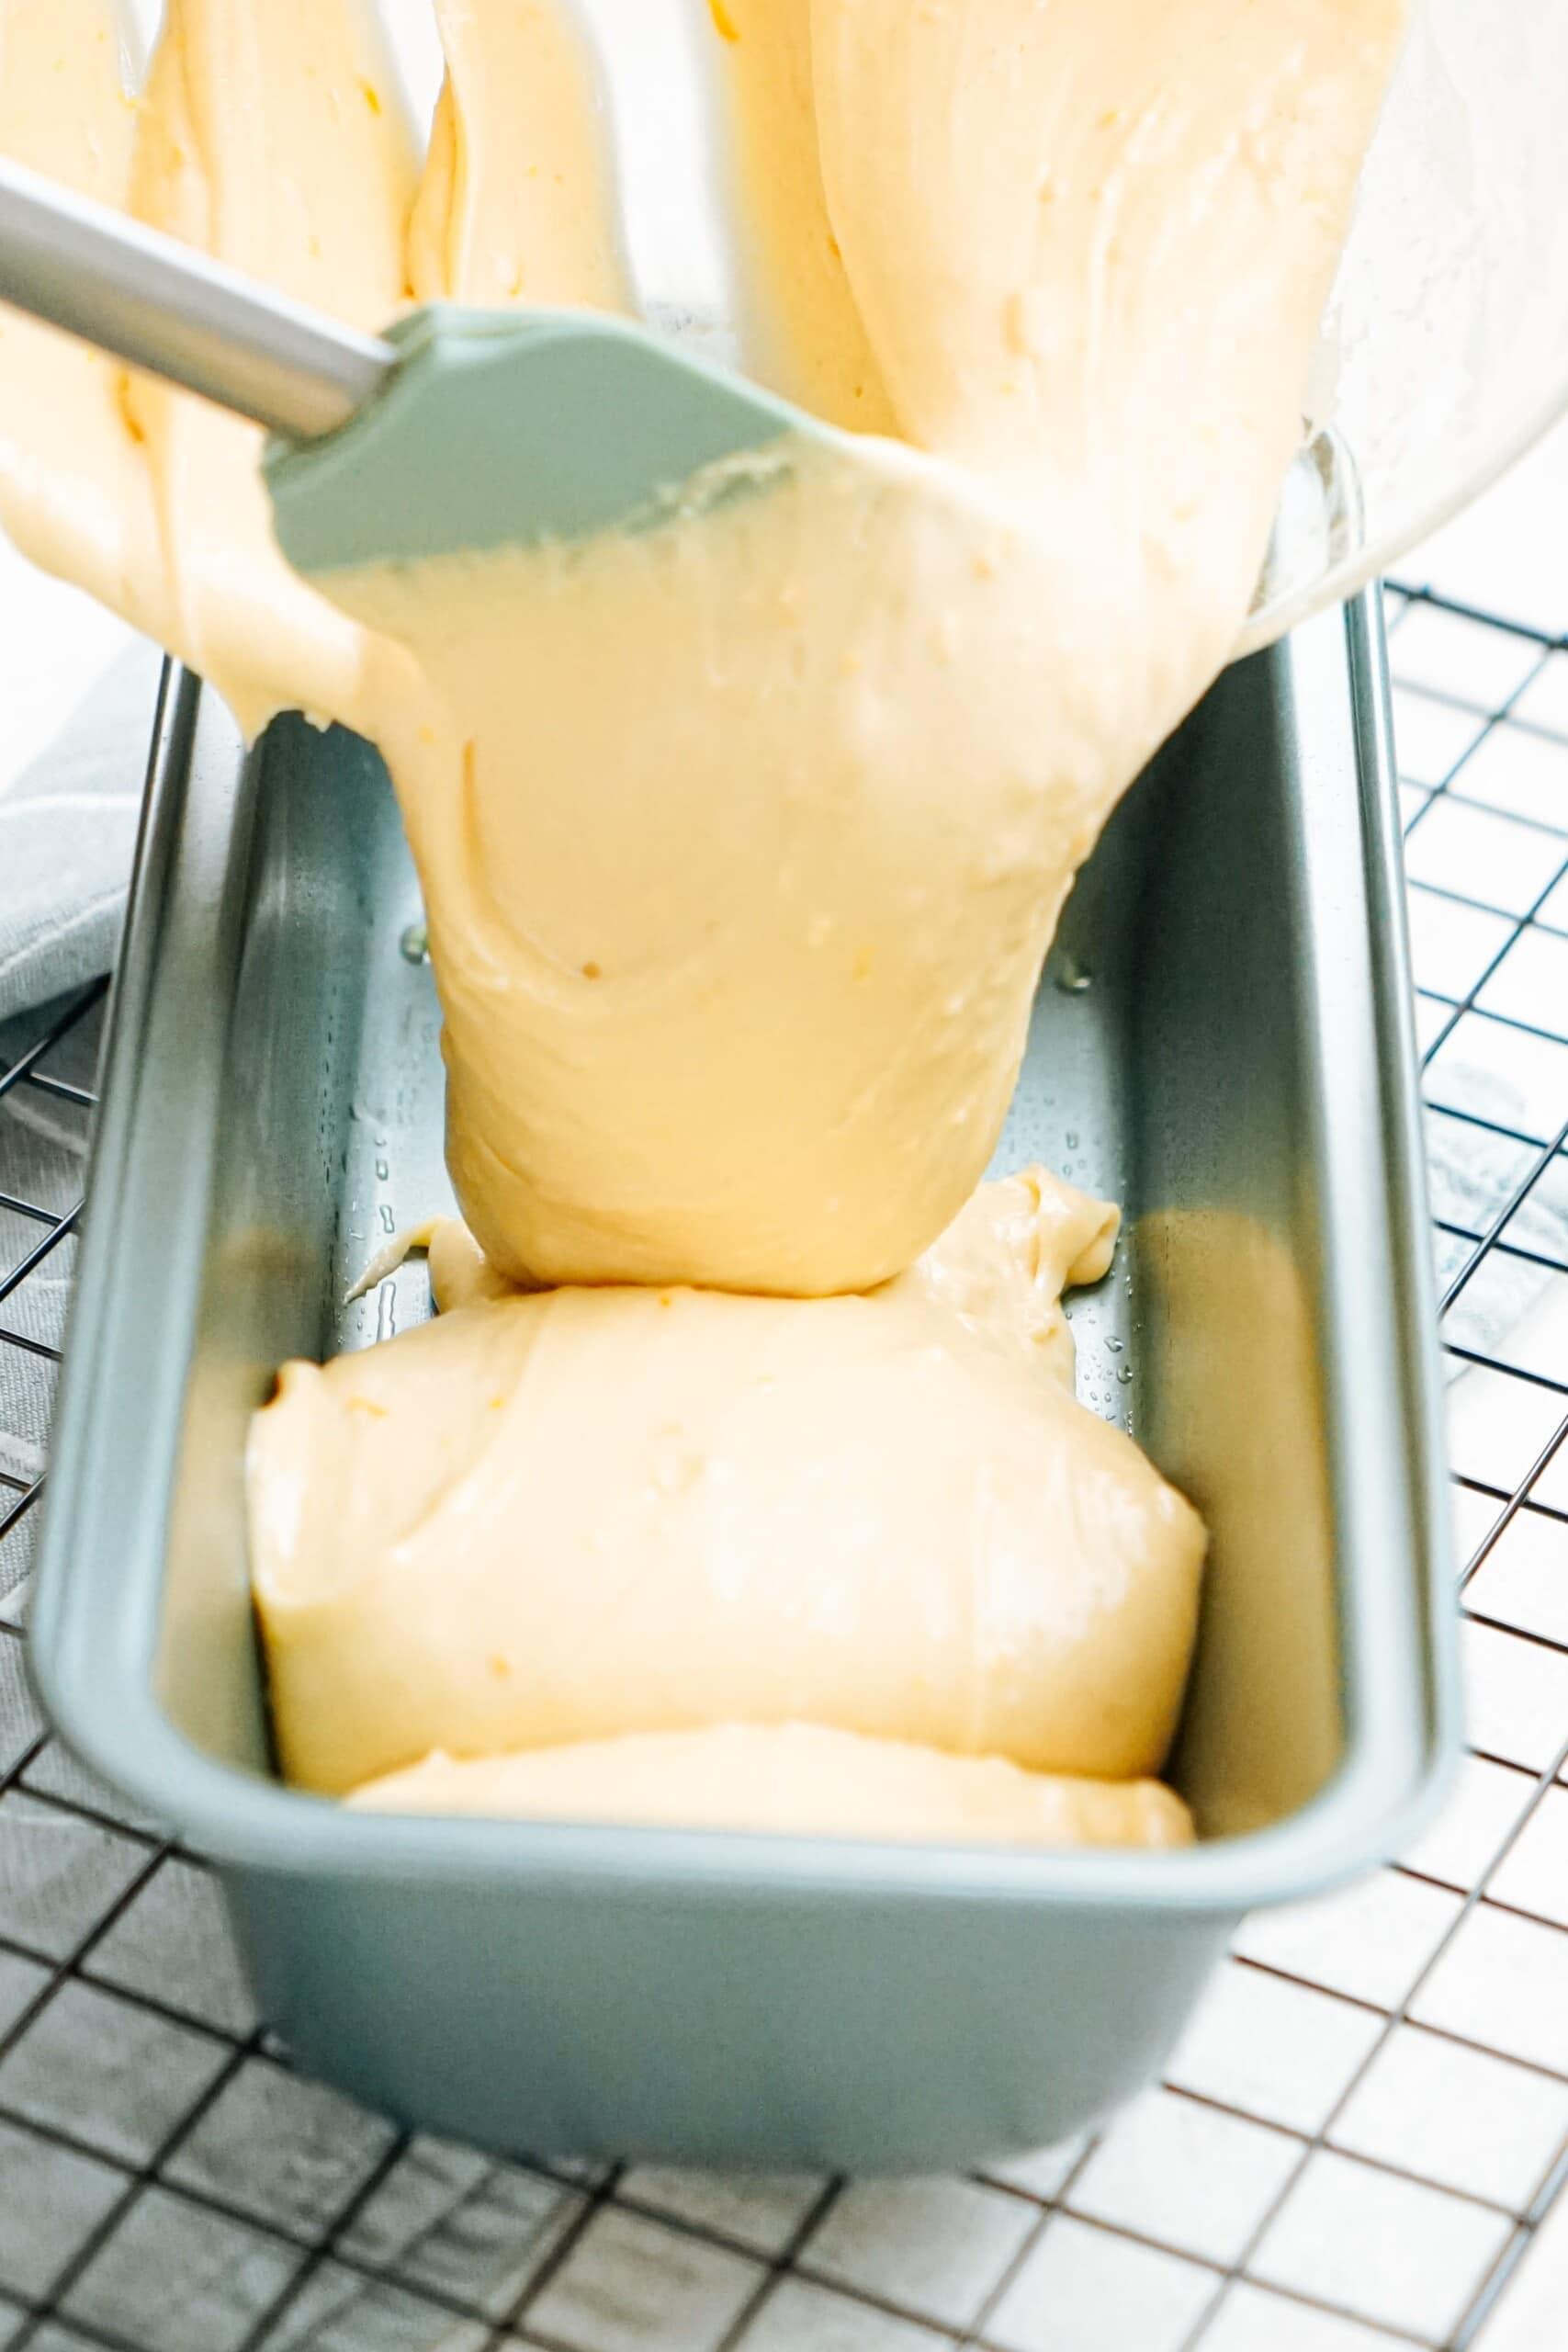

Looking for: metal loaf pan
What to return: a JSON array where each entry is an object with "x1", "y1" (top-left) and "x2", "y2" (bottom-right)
[{"x1": 30, "y1": 592, "x2": 1459, "y2": 2170}]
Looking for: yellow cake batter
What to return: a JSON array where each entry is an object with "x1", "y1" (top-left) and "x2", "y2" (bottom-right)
[
  {"x1": 404, "y1": 0, "x2": 627, "y2": 315},
  {"x1": 0, "y1": 0, "x2": 1407, "y2": 1294},
  {"x1": 0, "y1": 0, "x2": 416, "y2": 736},
  {"x1": 250, "y1": 1170, "x2": 1204, "y2": 1800},
  {"x1": 306, "y1": 0, "x2": 1408, "y2": 1293},
  {"x1": 705, "y1": 0, "x2": 898, "y2": 433},
  {"x1": 327, "y1": 442, "x2": 1129, "y2": 1294},
  {"x1": 350, "y1": 1723, "x2": 1195, "y2": 1848},
  {"x1": 0, "y1": 0, "x2": 1409, "y2": 1840}
]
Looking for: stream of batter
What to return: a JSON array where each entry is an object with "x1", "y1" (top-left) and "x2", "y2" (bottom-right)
[{"x1": 0, "y1": 0, "x2": 1407, "y2": 1841}]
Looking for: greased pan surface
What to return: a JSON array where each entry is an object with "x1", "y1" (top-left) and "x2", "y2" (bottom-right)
[{"x1": 30, "y1": 593, "x2": 1459, "y2": 2167}]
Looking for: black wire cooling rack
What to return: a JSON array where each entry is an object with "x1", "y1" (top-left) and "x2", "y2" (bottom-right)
[{"x1": 0, "y1": 584, "x2": 1565, "y2": 2352}]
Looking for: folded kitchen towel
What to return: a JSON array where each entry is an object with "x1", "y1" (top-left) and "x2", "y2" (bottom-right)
[{"x1": 0, "y1": 638, "x2": 163, "y2": 1024}]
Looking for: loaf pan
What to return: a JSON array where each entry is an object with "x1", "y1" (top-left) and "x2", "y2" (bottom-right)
[{"x1": 29, "y1": 591, "x2": 1460, "y2": 2170}]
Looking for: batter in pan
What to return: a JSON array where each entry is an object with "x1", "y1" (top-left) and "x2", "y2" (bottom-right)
[{"x1": 250, "y1": 1170, "x2": 1205, "y2": 1822}]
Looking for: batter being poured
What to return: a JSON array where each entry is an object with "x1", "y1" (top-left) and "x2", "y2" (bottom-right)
[
  {"x1": 0, "y1": 0, "x2": 1409, "y2": 1840},
  {"x1": 318, "y1": 0, "x2": 1410, "y2": 1295},
  {"x1": 0, "y1": 0, "x2": 1407, "y2": 1296}
]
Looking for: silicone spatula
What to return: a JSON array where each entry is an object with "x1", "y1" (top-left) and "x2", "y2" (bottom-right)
[{"x1": 0, "y1": 149, "x2": 818, "y2": 579}]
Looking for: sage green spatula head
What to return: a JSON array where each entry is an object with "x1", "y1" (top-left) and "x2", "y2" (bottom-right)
[
  {"x1": 0, "y1": 157, "x2": 825, "y2": 582},
  {"x1": 265, "y1": 303, "x2": 816, "y2": 579}
]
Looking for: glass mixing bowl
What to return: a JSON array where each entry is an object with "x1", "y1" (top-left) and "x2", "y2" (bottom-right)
[{"x1": 1246, "y1": 0, "x2": 1568, "y2": 648}]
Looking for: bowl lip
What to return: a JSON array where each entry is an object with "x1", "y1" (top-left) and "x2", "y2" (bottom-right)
[
  {"x1": 28, "y1": 595, "x2": 1461, "y2": 1918},
  {"x1": 1239, "y1": 373, "x2": 1568, "y2": 661}
]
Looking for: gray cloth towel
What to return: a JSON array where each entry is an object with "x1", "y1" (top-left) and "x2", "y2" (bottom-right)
[{"x1": 0, "y1": 639, "x2": 163, "y2": 1023}]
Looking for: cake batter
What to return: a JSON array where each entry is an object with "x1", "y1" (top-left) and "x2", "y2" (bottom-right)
[
  {"x1": 349, "y1": 1724, "x2": 1195, "y2": 1847},
  {"x1": 0, "y1": 0, "x2": 1408, "y2": 1294},
  {"x1": 0, "y1": 0, "x2": 1411, "y2": 1840},
  {"x1": 250, "y1": 1170, "x2": 1204, "y2": 1803},
  {"x1": 0, "y1": 0, "x2": 416, "y2": 737},
  {"x1": 309, "y1": 0, "x2": 1409, "y2": 1291}
]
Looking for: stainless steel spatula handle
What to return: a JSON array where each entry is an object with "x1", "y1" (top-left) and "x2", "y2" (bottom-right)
[{"x1": 0, "y1": 157, "x2": 394, "y2": 441}]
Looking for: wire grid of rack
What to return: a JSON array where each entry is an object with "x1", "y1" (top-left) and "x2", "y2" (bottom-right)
[{"x1": 0, "y1": 583, "x2": 1565, "y2": 2352}]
